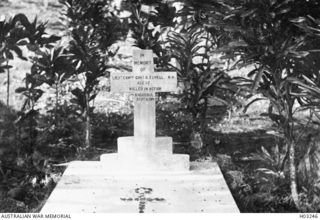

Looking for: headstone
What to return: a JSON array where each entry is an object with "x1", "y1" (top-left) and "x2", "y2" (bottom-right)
[
  {"x1": 100, "y1": 49, "x2": 189, "y2": 172},
  {"x1": 41, "y1": 49, "x2": 239, "y2": 213}
]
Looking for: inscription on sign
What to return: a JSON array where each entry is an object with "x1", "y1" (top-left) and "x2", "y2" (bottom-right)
[
  {"x1": 110, "y1": 72, "x2": 177, "y2": 93},
  {"x1": 135, "y1": 93, "x2": 154, "y2": 102},
  {"x1": 134, "y1": 60, "x2": 152, "y2": 65},
  {"x1": 111, "y1": 49, "x2": 176, "y2": 95}
]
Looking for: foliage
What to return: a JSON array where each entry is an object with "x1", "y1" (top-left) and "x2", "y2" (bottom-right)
[
  {"x1": 60, "y1": 0, "x2": 128, "y2": 148},
  {"x1": 295, "y1": 132, "x2": 320, "y2": 212},
  {"x1": 288, "y1": 13, "x2": 320, "y2": 117},
  {"x1": 164, "y1": 26, "x2": 236, "y2": 155},
  {"x1": 0, "y1": 14, "x2": 59, "y2": 106},
  {"x1": 0, "y1": 101, "x2": 19, "y2": 166},
  {"x1": 31, "y1": 46, "x2": 74, "y2": 144},
  {"x1": 236, "y1": 141, "x2": 320, "y2": 212},
  {"x1": 31, "y1": 46, "x2": 72, "y2": 90},
  {"x1": 91, "y1": 111, "x2": 133, "y2": 148},
  {"x1": 218, "y1": 151, "x2": 295, "y2": 212},
  {"x1": 167, "y1": 27, "x2": 233, "y2": 120},
  {"x1": 241, "y1": 145, "x2": 288, "y2": 193},
  {"x1": 126, "y1": 1, "x2": 236, "y2": 156},
  {"x1": 38, "y1": 102, "x2": 83, "y2": 159},
  {"x1": 186, "y1": 0, "x2": 320, "y2": 209},
  {"x1": 125, "y1": 0, "x2": 176, "y2": 61},
  {"x1": 297, "y1": 132, "x2": 320, "y2": 186},
  {"x1": 15, "y1": 73, "x2": 43, "y2": 154},
  {"x1": 156, "y1": 102, "x2": 193, "y2": 140},
  {"x1": 13, "y1": 19, "x2": 61, "y2": 154},
  {"x1": 0, "y1": 14, "x2": 27, "y2": 72},
  {"x1": 0, "y1": 12, "x2": 63, "y2": 212},
  {"x1": 156, "y1": 102, "x2": 193, "y2": 155},
  {"x1": 0, "y1": 100, "x2": 65, "y2": 213}
]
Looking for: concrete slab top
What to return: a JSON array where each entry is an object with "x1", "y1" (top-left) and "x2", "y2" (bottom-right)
[{"x1": 41, "y1": 161, "x2": 239, "y2": 213}]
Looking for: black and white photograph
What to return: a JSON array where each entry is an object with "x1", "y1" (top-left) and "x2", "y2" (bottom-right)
[{"x1": 0, "y1": 0, "x2": 319, "y2": 217}]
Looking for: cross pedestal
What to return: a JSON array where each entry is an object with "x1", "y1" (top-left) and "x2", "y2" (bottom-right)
[{"x1": 100, "y1": 49, "x2": 189, "y2": 172}]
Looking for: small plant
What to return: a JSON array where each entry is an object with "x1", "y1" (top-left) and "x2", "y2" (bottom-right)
[
  {"x1": 126, "y1": 0, "x2": 176, "y2": 56},
  {"x1": 91, "y1": 111, "x2": 133, "y2": 149},
  {"x1": 0, "y1": 14, "x2": 30, "y2": 106},
  {"x1": 0, "y1": 14, "x2": 60, "y2": 107},
  {"x1": 31, "y1": 46, "x2": 74, "y2": 146},
  {"x1": 237, "y1": 144, "x2": 297, "y2": 211},
  {"x1": 39, "y1": 102, "x2": 83, "y2": 159},
  {"x1": 164, "y1": 25, "x2": 235, "y2": 157},
  {"x1": 15, "y1": 71, "x2": 44, "y2": 154}
]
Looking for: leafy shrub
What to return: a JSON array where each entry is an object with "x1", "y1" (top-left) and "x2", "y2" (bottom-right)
[
  {"x1": 217, "y1": 149, "x2": 296, "y2": 212},
  {"x1": 156, "y1": 101, "x2": 193, "y2": 140},
  {"x1": 91, "y1": 111, "x2": 133, "y2": 149},
  {"x1": 299, "y1": 186, "x2": 320, "y2": 212},
  {"x1": 296, "y1": 131, "x2": 320, "y2": 212},
  {"x1": 156, "y1": 101, "x2": 193, "y2": 154},
  {"x1": 60, "y1": 0, "x2": 128, "y2": 149},
  {"x1": 38, "y1": 102, "x2": 83, "y2": 159},
  {"x1": 0, "y1": 101, "x2": 19, "y2": 168}
]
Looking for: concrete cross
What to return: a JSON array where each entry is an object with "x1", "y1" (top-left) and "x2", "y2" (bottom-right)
[
  {"x1": 110, "y1": 50, "x2": 177, "y2": 156},
  {"x1": 120, "y1": 187, "x2": 165, "y2": 213}
]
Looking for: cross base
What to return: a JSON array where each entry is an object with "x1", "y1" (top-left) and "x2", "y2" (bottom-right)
[{"x1": 100, "y1": 136, "x2": 190, "y2": 173}]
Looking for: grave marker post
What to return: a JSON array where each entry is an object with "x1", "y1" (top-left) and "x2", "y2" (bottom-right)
[{"x1": 110, "y1": 49, "x2": 177, "y2": 157}]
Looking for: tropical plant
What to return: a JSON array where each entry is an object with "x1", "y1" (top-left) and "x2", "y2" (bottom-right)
[
  {"x1": 0, "y1": 14, "x2": 60, "y2": 106},
  {"x1": 60, "y1": 0, "x2": 128, "y2": 149},
  {"x1": 165, "y1": 25, "x2": 236, "y2": 156},
  {"x1": 290, "y1": 14, "x2": 320, "y2": 212},
  {"x1": 39, "y1": 101, "x2": 83, "y2": 159},
  {"x1": 125, "y1": 0, "x2": 176, "y2": 58},
  {"x1": 0, "y1": 14, "x2": 29, "y2": 106},
  {"x1": 15, "y1": 70, "x2": 44, "y2": 154},
  {"x1": 31, "y1": 46, "x2": 73, "y2": 136},
  {"x1": 242, "y1": 145, "x2": 287, "y2": 188},
  {"x1": 193, "y1": 0, "x2": 320, "y2": 210}
]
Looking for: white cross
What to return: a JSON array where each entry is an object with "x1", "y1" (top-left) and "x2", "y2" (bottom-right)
[{"x1": 110, "y1": 50, "x2": 177, "y2": 155}]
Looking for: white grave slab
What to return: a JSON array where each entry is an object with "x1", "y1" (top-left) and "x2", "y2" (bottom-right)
[
  {"x1": 41, "y1": 49, "x2": 239, "y2": 213},
  {"x1": 41, "y1": 161, "x2": 239, "y2": 213}
]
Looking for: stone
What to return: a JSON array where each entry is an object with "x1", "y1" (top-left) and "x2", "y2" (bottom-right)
[{"x1": 41, "y1": 161, "x2": 239, "y2": 213}]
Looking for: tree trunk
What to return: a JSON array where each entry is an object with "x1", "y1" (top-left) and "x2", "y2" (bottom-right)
[
  {"x1": 6, "y1": 62, "x2": 10, "y2": 106},
  {"x1": 190, "y1": 110, "x2": 204, "y2": 159},
  {"x1": 199, "y1": 100, "x2": 209, "y2": 156},
  {"x1": 54, "y1": 82, "x2": 59, "y2": 147},
  {"x1": 55, "y1": 83, "x2": 59, "y2": 126},
  {"x1": 85, "y1": 93, "x2": 91, "y2": 149},
  {"x1": 288, "y1": 140, "x2": 300, "y2": 210},
  {"x1": 284, "y1": 95, "x2": 300, "y2": 210},
  {"x1": 28, "y1": 105, "x2": 36, "y2": 154},
  {"x1": 85, "y1": 110, "x2": 91, "y2": 149}
]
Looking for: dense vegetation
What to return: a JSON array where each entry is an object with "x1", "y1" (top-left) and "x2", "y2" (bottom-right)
[{"x1": 0, "y1": 0, "x2": 320, "y2": 213}]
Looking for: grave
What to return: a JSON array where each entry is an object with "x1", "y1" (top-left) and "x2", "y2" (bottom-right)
[{"x1": 41, "y1": 49, "x2": 239, "y2": 213}]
